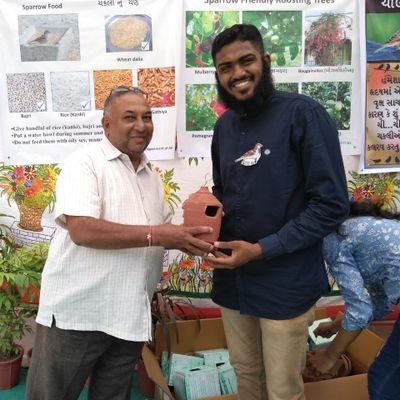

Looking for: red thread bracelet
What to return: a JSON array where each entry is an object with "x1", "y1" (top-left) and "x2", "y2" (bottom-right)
[{"x1": 147, "y1": 225, "x2": 153, "y2": 247}]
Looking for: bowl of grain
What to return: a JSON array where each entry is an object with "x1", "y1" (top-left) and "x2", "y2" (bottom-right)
[{"x1": 105, "y1": 14, "x2": 152, "y2": 52}]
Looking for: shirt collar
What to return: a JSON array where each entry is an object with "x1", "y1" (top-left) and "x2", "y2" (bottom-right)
[{"x1": 100, "y1": 134, "x2": 152, "y2": 172}]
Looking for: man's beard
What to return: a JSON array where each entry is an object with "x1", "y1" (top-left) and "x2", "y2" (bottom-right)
[{"x1": 216, "y1": 61, "x2": 274, "y2": 115}]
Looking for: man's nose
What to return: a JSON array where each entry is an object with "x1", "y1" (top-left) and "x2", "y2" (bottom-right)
[
  {"x1": 133, "y1": 118, "x2": 145, "y2": 131},
  {"x1": 231, "y1": 62, "x2": 246, "y2": 78}
]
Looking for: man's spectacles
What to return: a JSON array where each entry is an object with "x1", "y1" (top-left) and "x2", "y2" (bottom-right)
[{"x1": 109, "y1": 85, "x2": 147, "y2": 99}]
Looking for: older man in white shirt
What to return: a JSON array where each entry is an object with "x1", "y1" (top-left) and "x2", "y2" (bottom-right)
[{"x1": 26, "y1": 86, "x2": 213, "y2": 400}]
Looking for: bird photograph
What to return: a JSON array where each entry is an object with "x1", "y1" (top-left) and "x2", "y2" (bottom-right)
[{"x1": 28, "y1": 30, "x2": 50, "y2": 45}]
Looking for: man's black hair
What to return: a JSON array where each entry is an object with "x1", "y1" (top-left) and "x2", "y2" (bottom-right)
[{"x1": 211, "y1": 24, "x2": 265, "y2": 65}]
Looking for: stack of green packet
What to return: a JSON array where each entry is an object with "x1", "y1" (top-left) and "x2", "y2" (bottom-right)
[
  {"x1": 174, "y1": 365, "x2": 221, "y2": 400},
  {"x1": 161, "y1": 352, "x2": 204, "y2": 386}
]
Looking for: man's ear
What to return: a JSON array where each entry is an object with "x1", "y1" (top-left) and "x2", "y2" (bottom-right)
[
  {"x1": 263, "y1": 53, "x2": 271, "y2": 66},
  {"x1": 101, "y1": 116, "x2": 110, "y2": 137}
]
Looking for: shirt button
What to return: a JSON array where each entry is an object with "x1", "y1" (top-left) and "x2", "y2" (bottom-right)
[{"x1": 241, "y1": 131, "x2": 246, "y2": 135}]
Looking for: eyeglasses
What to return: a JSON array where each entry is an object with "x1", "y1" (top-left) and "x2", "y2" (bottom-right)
[
  {"x1": 109, "y1": 85, "x2": 147, "y2": 98},
  {"x1": 103, "y1": 85, "x2": 149, "y2": 114}
]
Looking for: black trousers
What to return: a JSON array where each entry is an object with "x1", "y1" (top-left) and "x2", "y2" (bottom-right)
[{"x1": 25, "y1": 321, "x2": 144, "y2": 400}]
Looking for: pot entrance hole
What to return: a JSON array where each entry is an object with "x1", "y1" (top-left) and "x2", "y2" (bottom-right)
[{"x1": 205, "y1": 205, "x2": 219, "y2": 217}]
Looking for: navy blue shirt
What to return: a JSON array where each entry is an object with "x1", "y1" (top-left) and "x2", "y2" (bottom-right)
[{"x1": 211, "y1": 90, "x2": 349, "y2": 319}]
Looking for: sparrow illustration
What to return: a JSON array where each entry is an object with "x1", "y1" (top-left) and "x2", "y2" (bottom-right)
[
  {"x1": 235, "y1": 143, "x2": 263, "y2": 166},
  {"x1": 374, "y1": 29, "x2": 400, "y2": 53},
  {"x1": 28, "y1": 30, "x2": 50, "y2": 45}
]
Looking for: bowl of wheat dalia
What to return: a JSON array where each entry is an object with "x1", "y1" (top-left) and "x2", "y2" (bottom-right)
[{"x1": 105, "y1": 14, "x2": 152, "y2": 52}]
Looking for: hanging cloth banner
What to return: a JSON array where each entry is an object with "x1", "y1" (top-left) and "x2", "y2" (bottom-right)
[
  {"x1": 0, "y1": 0, "x2": 181, "y2": 164},
  {"x1": 360, "y1": 0, "x2": 400, "y2": 173},
  {"x1": 177, "y1": 0, "x2": 363, "y2": 158}
]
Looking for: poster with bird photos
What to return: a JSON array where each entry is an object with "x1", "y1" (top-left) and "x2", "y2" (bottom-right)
[{"x1": 361, "y1": 0, "x2": 400, "y2": 172}]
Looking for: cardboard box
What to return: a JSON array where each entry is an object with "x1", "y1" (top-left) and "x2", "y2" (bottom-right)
[
  {"x1": 142, "y1": 311, "x2": 384, "y2": 400},
  {"x1": 142, "y1": 317, "x2": 235, "y2": 400},
  {"x1": 305, "y1": 310, "x2": 384, "y2": 400}
]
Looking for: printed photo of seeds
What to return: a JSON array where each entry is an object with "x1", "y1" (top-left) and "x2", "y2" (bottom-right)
[
  {"x1": 18, "y1": 14, "x2": 81, "y2": 62},
  {"x1": 105, "y1": 14, "x2": 152, "y2": 52},
  {"x1": 93, "y1": 69, "x2": 133, "y2": 110},
  {"x1": 137, "y1": 67, "x2": 175, "y2": 108},
  {"x1": 7, "y1": 73, "x2": 47, "y2": 113},
  {"x1": 50, "y1": 71, "x2": 91, "y2": 112}
]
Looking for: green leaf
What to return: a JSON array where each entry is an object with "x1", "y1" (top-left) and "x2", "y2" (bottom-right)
[{"x1": 289, "y1": 43, "x2": 299, "y2": 60}]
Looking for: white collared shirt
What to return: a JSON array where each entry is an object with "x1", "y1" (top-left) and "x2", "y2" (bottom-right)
[{"x1": 36, "y1": 136, "x2": 172, "y2": 341}]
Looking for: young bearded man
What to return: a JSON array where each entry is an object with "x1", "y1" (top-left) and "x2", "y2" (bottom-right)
[{"x1": 204, "y1": 24, "x2": 349, "y2": 400}]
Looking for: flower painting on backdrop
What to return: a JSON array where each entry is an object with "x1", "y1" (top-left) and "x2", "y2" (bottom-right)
[
  {"x1": 153, "y1": 166, "x2": 181, "y2": 214},
  {"x1": 348, "y1": 170, "x2": 400, "y2": 212},
  {"x1": 167, "y1": 252, "x2": 214, "y2": 297},
  {"x1": 324, "y1": 170, "x2": 400, "y2": 292},
  {"x1": 153, "y1": 164, "x2": 214, "y2": 297},
  {"x1": 0, "y1": 164, "x2": 61, "y2": 232}
]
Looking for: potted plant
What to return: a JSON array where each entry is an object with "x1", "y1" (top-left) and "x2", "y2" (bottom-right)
[
  {"x1": 0, "y1": 163, "x2": 60, "y2": 232},
  {"x1": 0, "y1": 234, "x2": 43, "y2": 389},
  {"x1": 12, "y1": 241, "x2": 49, "y2": 304}
]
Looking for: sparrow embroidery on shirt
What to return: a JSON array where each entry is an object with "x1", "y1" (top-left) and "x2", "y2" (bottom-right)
[{"x1": 235, "y1": 143, "x2": 263, "y2": 166}]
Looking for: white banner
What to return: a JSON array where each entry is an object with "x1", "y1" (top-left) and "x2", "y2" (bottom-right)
[
  {"x1": 0, "y1": 0, "x2": 181, "y2": 164},
  {"x1": 177, "y1": 0, "x2": 363, "y2": 158}
]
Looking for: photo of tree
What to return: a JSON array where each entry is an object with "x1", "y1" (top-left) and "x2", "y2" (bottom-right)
[
  {"x1": 186, "y1": 11, "x2": 239, "y2": 68},
  {"x1": 275, "y1": 82, "x2": 299, "y2": 93},
  {"x1": 302, "y1": 81, "x2": 351, "y2": 130},
  {"x1": 304, "y1": 12, "x2": 353, "y2": 66},
  {"x1": 185, "y1": 84, "x2": 226, "y2": 131},
  {"x1": 243, "y1": 10, "x2": 302, "y2": 68}
]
